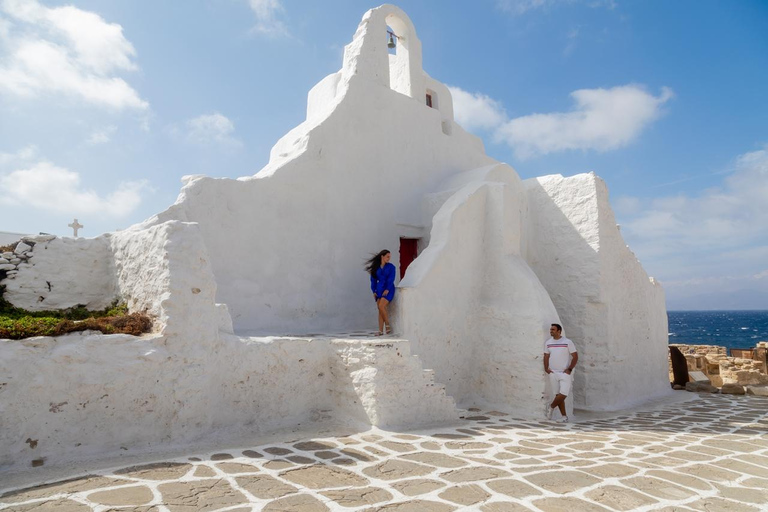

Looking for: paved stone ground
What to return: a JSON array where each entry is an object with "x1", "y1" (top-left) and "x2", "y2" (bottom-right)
[{"x1": 2, "y1": 393, "x2": 768, "y2": 511}]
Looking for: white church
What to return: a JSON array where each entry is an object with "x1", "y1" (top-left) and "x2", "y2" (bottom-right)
[{"x1": 0, "y1": 5, "x2": 669, "y2": 473}]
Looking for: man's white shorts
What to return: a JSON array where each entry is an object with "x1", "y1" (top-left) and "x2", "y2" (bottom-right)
[{"x1": 549, "y1": 371, "x2": 572, "y2": 397}]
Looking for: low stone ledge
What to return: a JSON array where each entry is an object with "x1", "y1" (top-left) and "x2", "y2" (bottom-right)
[
  {"x1": 685, "y1": 381, "x2": 718, "y2": 393},
  {"x1": 721, "y1": 383, "x2": 746, "y2": 395},
  {"x1": 746, "y1": 385, "x2": 768, "y2": 397}
]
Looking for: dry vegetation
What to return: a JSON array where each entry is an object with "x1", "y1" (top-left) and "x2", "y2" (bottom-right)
[{"x1": 0, "y1": 285, "x2": 152, "y2": 340}]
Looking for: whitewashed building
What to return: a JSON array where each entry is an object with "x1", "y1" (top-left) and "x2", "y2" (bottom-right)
[{"x1": 0, "y1": 5, "x2": 669, "y2": 474}]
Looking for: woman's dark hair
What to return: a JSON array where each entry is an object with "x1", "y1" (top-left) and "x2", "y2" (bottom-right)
[{"x1": 365, "y1": 250, "x2": 390, "y2": 278}]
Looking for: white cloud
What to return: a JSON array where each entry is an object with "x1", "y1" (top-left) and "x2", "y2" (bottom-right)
[
  {"x1": 617, "y1": 145, "x2": 768, "y2": 289},
  {"x1": 0, "y1": 0, "x2": 147, "y2": 110},
  {"x1": 0, "y1": 144, "x2": 37, "y2": 165},
  {"x1": 0, "y1": 161, "x2": 149, "y2": 217},
  {"x1": 248, "y1": 0, "x2": 288, "y2": 37},
  {"x1": 185, "y1": 113, "x2": 242, "y2": 147},
  {"x1": 86, "y1": 126, "x2": 117, "y2": 145},
  {"x1": 447, "y1": 86, "x2": 506, "y2": 132},
  {"x1": 496, "y1": 85, "x2": 673, "y2": 158},
  {"x1": 449, "y1": 84, "x2": 672, "y2": 159}
]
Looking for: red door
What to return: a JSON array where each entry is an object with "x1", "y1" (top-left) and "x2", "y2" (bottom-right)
[{"x1": 399, "y1": 238, "x2": 419, "y2": 279}]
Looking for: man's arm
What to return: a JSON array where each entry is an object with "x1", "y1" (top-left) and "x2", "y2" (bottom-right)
[
  {"x1": 565, "y1": 352, "x2": 579, "y2": 374},
  {"x1": 543, "y1": 353, "x2": 552, "y2": 374}
]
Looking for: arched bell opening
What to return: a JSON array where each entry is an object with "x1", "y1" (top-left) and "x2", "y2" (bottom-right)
[{"x1": 385, "y1": 13, "x2": 412, "y2": 97}]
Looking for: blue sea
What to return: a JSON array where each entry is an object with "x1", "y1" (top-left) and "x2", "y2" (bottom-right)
[{"x1": 668, "y1": 310, "x2": 768, "y2": 354}]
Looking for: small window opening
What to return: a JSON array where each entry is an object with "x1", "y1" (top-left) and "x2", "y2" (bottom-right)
[{"x1": 426, "y1": 93, "x2": 433, "y2": 108}]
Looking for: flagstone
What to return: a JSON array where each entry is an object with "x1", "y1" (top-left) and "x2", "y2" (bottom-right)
[
  {"x1": 686, "y1": 497, "x2": 760, "y2": 512},
  {"x1": 702, "y1": 439, "x2": 761, "y2": 453},
  {"x1": 362, "y1": 499, "x2": 456, "y2": 511},
  {"x1": 579, "y1": 463, "x2": 639, "y2": 478},
  {"x1": 400, "y1": 452, "x2": 467, "y2": 468},
  {"x1": 193, "y1": 466, "x2": 217, "y2": 478},
  {"x1": 735, "y1": 453, "x2": 768, "y2": 468},
  {"x1": 315, "y1": 451, "x2": 339, "y2": 459},
  {"x1": 524, "y1": 470, "x2": 600, "y2": 494},
  {"x1": 158, "y1": 479, "x2": 247, "y2": 511},
  {"x1": 438, "y1": 484, "x2": 491, "y2": 505},
  {"x1": 263, "y1": 460, "x2": 295, "y2": 470},
  {"x1": 88, "y1": 485, "x2": 153, "y2": 506},
  {"x1": 622, "y1": 476, "x2": 698, "y2": 500},
  {"x1": 262, "y1": 493, "x2": 330, "y2": 511},
  {"x1": 281, "y1": 464, "x2": 369, "y2": 488},
  {"x1": 481, "y1": 502, "x2": 535, "y2": 511},
  {"x1": 0, "y1": 476, "x2": 118, "y2": 503},
  {"x1": 391, "y1": 479, "x2": 446, "y2": 496},
  {"x1": 264, "y1": 447, "x2": 293, "y2": 456},
  {"x1": 321, "y1": 486, "x2": 393, "y2": 507},
  {"x1": 235, "y1": 474, "x2": 298, "y2": 499},
  {"x1": 504, "y1": 446, "x2": 550, "y2": 456},
  {"x1": 712, "y1": 458, "x2": 768, "y2": 477},
  {"x1": 115, "y1": 462, "x2": 192, "y2": 480},
  {"x1": 740, "y1": 476, "x2": 768, "y2": 488},
  {"x1": 532, "y1": 497, "x2": 611, "y2": 512},
  {"x1": 287, "y1": 456, "x2": 317, "y2": 464},
  {"x1": 441, "y1": 466, "x2": 510, "y2": 483},
  {"x1": 712, "y1": 483, "x2": 768, "y2": 504},
  {"x1": 216, "y1": 462, "x2": 260, "y2": 474},
  {"x1": 378, "y1": 441, "x2": 418, "y2": 453},
  {"x1": 210, "y1": 453, "x2": 234, "y2": 460},
  {"x1": 642, "y1": 469, "x2": 711, "y2": 491},
  {"x1": 9, "y1": 498, "x2": 92, "y2": 511},
  {"x1": 364, "y1": 446, "x2": 391, "y2": 457},
  {"x1": 363, "y1": 460, "x2": 435, "y2": 480},
  {"x1": 341, "y1": 448, "x2": 375, "y2": 461},
  {"x1": 584, "y1": 485, "x2": 658, "y2": 510},
  {"x1": 294, "y1": 441, "x2": 336, "y2": 451},
  {"x1": 486, "y1": 478, "x2": 542, "y2": 498},
  {"x1": 445, "y1": 441, "x2": 494, "y2": 450}
]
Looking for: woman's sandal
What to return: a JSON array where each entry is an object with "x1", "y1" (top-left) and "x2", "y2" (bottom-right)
[
  {"x1": 375, "y1": 331, "x2": 384, "y2": 336},
  {"x1": 385, "y1": 325, "x2": 393, "y2": 335}
]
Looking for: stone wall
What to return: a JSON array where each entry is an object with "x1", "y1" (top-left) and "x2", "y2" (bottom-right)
[{"x1": 669, "y1": 343, "x2": 768, "y2": 389}]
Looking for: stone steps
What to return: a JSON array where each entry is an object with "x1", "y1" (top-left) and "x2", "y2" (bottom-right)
[{"x1": 331, "y1": 338, "x2": 459, "y2": 428}]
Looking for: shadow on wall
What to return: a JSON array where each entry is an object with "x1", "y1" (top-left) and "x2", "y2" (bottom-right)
[
  {"x1": 524, "y1": 178, "x2": 602, "y2": 410},
  {"x1": 525, "y1": 175, "x2": 669, "y2": 411}
]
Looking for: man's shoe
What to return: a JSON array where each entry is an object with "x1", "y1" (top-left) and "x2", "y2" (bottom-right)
[
  {"x1": 545, "y1": 406, "x2": 554, "y2": 420},
  {"x1": 557, "y1": 416, "x2": 569, "y2": 423}
]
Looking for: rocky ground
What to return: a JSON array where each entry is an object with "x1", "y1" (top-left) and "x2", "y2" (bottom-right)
[{"x1": 2, "y1": 393, "x2": 767, "y2": 511}]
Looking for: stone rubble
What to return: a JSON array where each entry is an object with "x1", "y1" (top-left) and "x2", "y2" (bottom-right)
[
  {"x1": 0, "y1": 237, "x2": 40, "y2": 281},
  {"x1": 670, "y1": 343, "x2": 768, "y2": 394}
]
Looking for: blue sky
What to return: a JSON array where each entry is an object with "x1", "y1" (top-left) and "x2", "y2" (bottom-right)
[{"x1": 1, "y1": 0, "x2": 766, "y2": 309}]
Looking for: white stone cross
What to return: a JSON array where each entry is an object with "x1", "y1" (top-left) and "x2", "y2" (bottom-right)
[{"x1": 68, "y1": 218, "x2": 83, "y2": 237}]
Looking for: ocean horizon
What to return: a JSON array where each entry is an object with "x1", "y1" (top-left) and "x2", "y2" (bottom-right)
[{"x1": 667, "y1": 310, "x2": 768, "y2": 354}]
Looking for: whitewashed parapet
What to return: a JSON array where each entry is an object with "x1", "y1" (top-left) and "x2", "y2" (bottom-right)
[
  {"x1": 1, "y1": 235, "x2": 117, "y2": 311},
  {"x1": 0, "y1": 235, "x2": 56, "y2": 282}
]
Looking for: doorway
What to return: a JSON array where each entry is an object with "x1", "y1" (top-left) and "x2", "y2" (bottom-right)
[{"x1": 399, "y1": 238, "x2": 420, "y2": 279}]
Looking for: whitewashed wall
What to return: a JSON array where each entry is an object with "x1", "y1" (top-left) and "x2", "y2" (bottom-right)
[
  {"x1": 0, "y1": 4, "x2": 670, "y2": 476},
  {"x1": 524, "y1": 173, "x2": 670, "y2": 410},
  {"x1": 3, "y1": 237, "x2": 116, "y2": 311},
  {"x1": 141, "y1": 5, "x2": 495, "y2": 335}
]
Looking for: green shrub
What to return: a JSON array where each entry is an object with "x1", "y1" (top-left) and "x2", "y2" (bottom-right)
[{"x1": 0, "y1": 286, "x2": 151, "y2": 340}]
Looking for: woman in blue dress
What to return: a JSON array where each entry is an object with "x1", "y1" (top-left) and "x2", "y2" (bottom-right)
[{"x1": 365, "y1": 249, "x2": 396, "y2": 335}]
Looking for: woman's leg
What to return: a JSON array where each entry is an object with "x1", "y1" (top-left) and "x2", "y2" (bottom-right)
[
  {"x1": 378, "y1": 298, "x2": 390, "y2": 333},
  {"x1": 376, "y1": 298, "x2": 384, "y2": 334}
]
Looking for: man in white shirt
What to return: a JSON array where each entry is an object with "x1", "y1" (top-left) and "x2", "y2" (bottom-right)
[{"x1": 543, "y1": 323, "x2": 578, "y2": 422}]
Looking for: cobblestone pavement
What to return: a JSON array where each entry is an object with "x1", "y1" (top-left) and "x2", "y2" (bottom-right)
[{"x1": 2, "y1": 393, "x2": 768, "y2": 511}]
